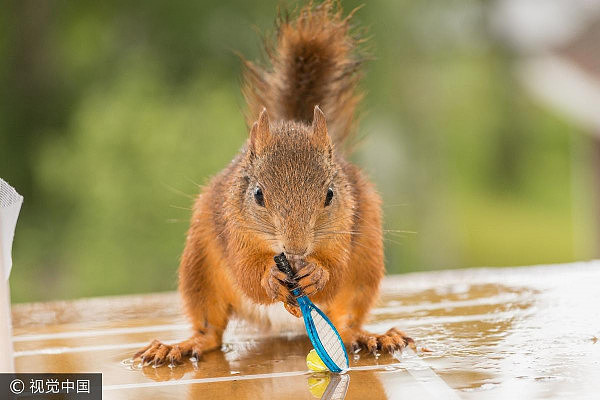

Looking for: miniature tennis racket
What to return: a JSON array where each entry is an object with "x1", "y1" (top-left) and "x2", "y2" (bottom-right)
[{"x1": 274, "y1": 253, "x2": 349, "y2": 373}]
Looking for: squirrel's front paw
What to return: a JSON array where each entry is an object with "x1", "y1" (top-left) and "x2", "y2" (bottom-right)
[
  {"x1": 261, "y1": 265, "x2": 301, "y2": 317},
  {"x1": 292, "y1": 259, "x2": 329, "y2": 297}
]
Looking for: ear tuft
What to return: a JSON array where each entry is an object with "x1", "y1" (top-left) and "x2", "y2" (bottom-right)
[
  {"x1": 249, "y1": 108, "x2": 271, "y2": 155},
  {"x1": 312, "y1": 105, "x2": 331, "y2": 148}
]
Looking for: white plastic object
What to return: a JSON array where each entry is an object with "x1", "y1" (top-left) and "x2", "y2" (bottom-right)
[{"x1": 0, "y1": 178, "x2": 23, "y2": 372}]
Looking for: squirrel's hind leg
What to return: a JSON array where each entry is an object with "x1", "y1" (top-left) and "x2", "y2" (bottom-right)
[
  {"x1": 134, "y1": 210, "x2": 235, "y2": 366},
  {"x1": 330, "y1": 287, "x2": 415, "y2": 355},
  {"x1": 329, "y1": 180, "x2": 415, "y2": 355},
  {"x1": 334, "y1": 276, "x2": 415, "y2": 355},
  {"x1": 133, "y1": 328, "x2": 222, "y2": 366}
]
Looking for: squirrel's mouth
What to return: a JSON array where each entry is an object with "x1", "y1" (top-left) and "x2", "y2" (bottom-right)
[
  {"x1": 283, "y1": 247, "x2": 309, "y2": 258},
  {"x1": 268, "y1": 240, "x2": 312, "y2": 259}
]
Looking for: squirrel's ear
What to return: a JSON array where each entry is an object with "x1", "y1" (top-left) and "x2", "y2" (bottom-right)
[
  {"x1": 249, "y1": 108, "x2": 271, "y2": 156},
  {"x1": 312, "y1": 105, "x2": 332, "y2": 149}
]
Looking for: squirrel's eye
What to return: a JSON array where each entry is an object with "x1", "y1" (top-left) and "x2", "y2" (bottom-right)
[
  {"x1": 324, "y1": 187, "x2": 334, "y2": 207},
  {"x1": 254, "y1": 186, "x2": 265, "y2": 207}
]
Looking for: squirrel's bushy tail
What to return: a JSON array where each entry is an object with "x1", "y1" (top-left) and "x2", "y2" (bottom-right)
[{"x1": 243, "y1": 0, "x2": 366, "y2": 148}]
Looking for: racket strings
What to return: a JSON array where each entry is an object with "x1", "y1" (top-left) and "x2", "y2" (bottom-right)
[{"x1": 311, "y1": 309, "x2": 347, "y2": 370}]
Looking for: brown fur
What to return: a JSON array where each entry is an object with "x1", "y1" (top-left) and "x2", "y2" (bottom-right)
[
  {"x1": 134, "y1": 0, "x2": 412, "y2": 367},
  {"x1": 242, "y1": 0, "x2": 366, "y2": 149}
]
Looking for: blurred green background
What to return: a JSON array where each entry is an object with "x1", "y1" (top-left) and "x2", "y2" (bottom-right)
[{"x1": 1, "y1": 0, "x2": 598, "y2": 303}]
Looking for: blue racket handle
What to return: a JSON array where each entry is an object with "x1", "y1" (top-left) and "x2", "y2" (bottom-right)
[{"x1": 274, "y1": 253, "x2": 303, "y2": 297}]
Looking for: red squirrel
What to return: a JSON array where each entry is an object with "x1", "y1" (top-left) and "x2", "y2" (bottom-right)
[{"x1": 135, "y1": 0, "x2": 413, "y2": 366}]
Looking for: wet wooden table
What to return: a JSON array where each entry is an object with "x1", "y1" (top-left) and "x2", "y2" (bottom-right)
[{"x1": 11, "y1": 262, "x2": 600, "y2": 399}]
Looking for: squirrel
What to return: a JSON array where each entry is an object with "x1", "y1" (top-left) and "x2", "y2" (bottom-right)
[{"x1": 135, "y1": 0, "x2": 413, "y2": 366}]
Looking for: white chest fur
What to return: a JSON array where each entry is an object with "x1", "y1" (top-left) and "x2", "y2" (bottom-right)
[{"x1": 235, "y1": 294, "x2": 305, "y2": 334}]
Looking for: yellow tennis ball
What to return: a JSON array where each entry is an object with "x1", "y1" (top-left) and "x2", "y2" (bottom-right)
[{"x1": 306, "y1": 349, "x2": 328, "y2": 372}]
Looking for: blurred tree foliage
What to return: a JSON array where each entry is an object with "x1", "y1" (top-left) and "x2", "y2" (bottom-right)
[{"x1": 1, "y1": 0, "x2": 594, "y2": 302}]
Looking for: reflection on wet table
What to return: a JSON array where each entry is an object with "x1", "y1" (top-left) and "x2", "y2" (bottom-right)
[{"x1": 12, "y1": 262, "x2": 600, "y2": 399}]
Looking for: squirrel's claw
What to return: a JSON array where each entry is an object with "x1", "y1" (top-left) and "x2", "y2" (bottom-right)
[
  {"x1": 351, "y1": 328, "x2": 415, "y2": 355},
  {"x1": 284, "y1": 301, "x2": 302, "y2": 318},
  {"x1": 262, "y1": 264, "x2": 299, "y2": 304},
  {"x1": 293, "y1": 260, "x2": 329, "y2": 297}
]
